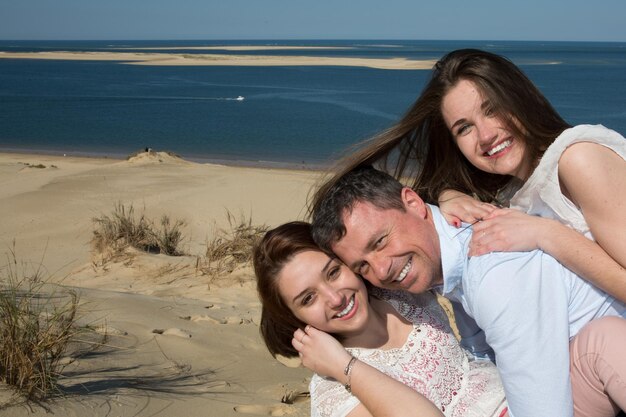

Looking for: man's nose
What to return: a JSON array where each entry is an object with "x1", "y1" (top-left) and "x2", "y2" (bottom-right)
[{"x1": 367, "y1": 254, "x2": 391, "y2": 284}]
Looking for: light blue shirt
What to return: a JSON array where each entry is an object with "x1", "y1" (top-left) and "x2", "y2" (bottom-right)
[{"x1": 430, "y1": 205, "x2": 626, "y2": 417}]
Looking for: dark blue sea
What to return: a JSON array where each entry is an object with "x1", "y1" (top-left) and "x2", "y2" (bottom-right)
[{"x1": 1, "y1": 40, "x2": 625, "y2": 167}]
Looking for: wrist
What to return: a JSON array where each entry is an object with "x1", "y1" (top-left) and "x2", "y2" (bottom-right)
[
  {"x1": 343, "y1": 356, "x2": 358, "y2": 393},
  {"x1": 536, "y1": 218, "x2": 568, "y2": 252}
]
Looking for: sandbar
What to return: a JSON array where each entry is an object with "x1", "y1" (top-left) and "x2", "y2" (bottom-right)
[
  {"x1": 0, "y1": 51, "x2": 437, "y2": 70},
  {"x1": 112, "y1": 45, "x2": 354, "y2": 51}
]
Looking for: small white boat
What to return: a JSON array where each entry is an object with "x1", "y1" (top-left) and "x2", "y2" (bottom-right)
[{"x1": 235, "y1": 96, "x2": 245, "y2": 101}]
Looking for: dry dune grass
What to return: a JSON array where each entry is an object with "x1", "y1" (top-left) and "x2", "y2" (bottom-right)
[
  {"x1": 199, "y1": 211, "x2": 268, "y2": 284},
  {"x1": 0, "y1": 250, "x2": 84, "y2": 400},
  {"x1": 90, "y1": 205, "x2": 268, "y2": 289},
  {"x1": 91, "y1": 203, "x2": 186, "y2": 265}
]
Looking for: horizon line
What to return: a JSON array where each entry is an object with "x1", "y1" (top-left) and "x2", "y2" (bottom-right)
[{"x1": 1, "y1": 38, "x2": 626, "y2": 43}]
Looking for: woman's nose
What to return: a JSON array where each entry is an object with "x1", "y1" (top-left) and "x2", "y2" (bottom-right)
[
  {"x1": 323, "y1": 284, "x2": 344, "y2": 308},
  {"x1": 476, "y1": 118, "x2": 498, "y2": 146}
]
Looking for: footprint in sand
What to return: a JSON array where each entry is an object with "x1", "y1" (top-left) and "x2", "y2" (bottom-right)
[
  {"x1": 152, "y1": 328, "x2": 192, "y2": 338},
  {"x1": 222, "y1": 316, "x2": 254, "y2": 325},
  {"x1": 190, "y1": 314, "x2": 221, "y2": 324},
  {"x1": 94, "y1": 324, "x2": 128, "y2": 336},
  {"x1": 281, "y1": 390, "x2": 310, "y2": 404},
  {"x1": 234, "y1": 404, "x2": 294, "y2": 416}
]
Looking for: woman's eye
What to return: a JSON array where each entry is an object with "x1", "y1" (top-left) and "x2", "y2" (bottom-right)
[
  {"x1": 457, "y1": 124, "x2": 470, "y2": 136},
  {"x1": 301, "y1": 293, "x2": 314, "y2": 306},
  {"x1": 483, "y1": 103, "x2": 495, "y2": 117},
  {"x1": 328, "y1": 265, "x2": 341, "y2": 280}
]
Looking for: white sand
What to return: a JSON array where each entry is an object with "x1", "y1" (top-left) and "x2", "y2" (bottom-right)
[{"x1": 0, "y1": 151, "x2": 323, "y2": 416}]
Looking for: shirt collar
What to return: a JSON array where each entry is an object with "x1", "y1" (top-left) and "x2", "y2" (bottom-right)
[{"x1": 428, "y1": 204, "x2": 471, "y2": 296}]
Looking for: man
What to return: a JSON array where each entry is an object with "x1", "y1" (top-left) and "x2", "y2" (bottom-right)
[{"x1": 310, "y1": 165, "x2": 625, "y2": 417}]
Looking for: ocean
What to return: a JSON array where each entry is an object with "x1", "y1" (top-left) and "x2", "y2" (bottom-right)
[{"x1": 1, "y1": 40, "x2": 625, "y2": 167}]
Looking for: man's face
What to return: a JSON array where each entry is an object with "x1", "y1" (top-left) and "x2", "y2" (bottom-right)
[{"x1": 331, "y1": 188, "x2": 443, "y2": 294}]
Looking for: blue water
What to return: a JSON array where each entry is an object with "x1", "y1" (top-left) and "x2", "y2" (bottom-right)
[{"x1": 1, "y1": 40, "x2": 625, "y2": 166}]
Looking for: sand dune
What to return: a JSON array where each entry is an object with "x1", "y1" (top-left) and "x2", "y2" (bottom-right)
[{"x1": 0, "y1": 151, "x2": 320, "y2": 416}]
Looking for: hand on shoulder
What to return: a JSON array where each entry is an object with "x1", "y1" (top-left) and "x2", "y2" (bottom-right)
[{"x1": 438, "y1": 189, "x2": 497, "y2": 227}]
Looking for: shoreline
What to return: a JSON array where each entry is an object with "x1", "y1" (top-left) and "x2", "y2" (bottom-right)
[
  {"x1": 0, "y1": 51, "x2": 437, "y2": 70},
  {"x1": 0, "y1": 147, "x2": 331, "y2": 172}
]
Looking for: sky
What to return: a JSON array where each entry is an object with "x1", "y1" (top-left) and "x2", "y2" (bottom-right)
[{"x1": 1, "y1": 0, "x2": 625, "y2": 42}]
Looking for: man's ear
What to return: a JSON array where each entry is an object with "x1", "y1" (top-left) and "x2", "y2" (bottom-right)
[{"x1": 401, "y1": 187, "x2": 427, "y2": 219}]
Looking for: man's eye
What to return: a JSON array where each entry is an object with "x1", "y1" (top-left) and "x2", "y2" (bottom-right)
[{"x1": 375, "y1": 236, "x2": 386, "y2": 248}]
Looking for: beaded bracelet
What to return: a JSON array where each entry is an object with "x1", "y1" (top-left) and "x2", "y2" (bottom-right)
[{"x1": 343, "y1": 356, "x2": 357, "y2": 393}]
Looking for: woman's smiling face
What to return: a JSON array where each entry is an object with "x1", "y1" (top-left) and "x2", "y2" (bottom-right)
[
  {"x1": 442, "y1": 79, "x2": 534, "y2": 180},
  {"x1": 277, "y1": 250, "x2": 370, "y2": 337}
]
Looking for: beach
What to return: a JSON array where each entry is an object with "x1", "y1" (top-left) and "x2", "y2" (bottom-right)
[
  {"x1": 2, "y1": 39, "x2": 625, "y2": 416},
  {"x1": 0, "y1": 151, "x2": 320, "y2": 416}
]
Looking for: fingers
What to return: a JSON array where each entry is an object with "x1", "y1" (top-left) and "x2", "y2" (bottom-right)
[
  {"x1": 442, "y1": 213, "x2": 462, "y2": 228},
  {"x1": 469, "y1": 219, "x2": 503, "y2": 256},
  {"x1": 458, "y1": 203, "x2": 496, "y2": 224},
  {"x1": 475, "y1": 202, "x2": 497, "y2": 218},
  {"x1": 468, "y1": 229, "x2": 491, "y2": 257},
  {"x1": 292, "y1": 325, "x2": 314, "y2": 349},
  {"x1": 468, "y1": 240, "x2": 492, "y2": 257},
  {"x1": 483, "y1": 207, "x2": 510, "y2": 220}
]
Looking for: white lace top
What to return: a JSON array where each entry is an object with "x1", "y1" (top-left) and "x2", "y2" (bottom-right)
[
  {"x1": 309, "y1": 289, "x2": 507, "y2": 417},
  {"x1": 510, "y1": 124, "x2": 626, "y2": 237}
]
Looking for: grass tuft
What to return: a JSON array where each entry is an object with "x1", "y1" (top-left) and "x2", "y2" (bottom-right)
[
  {"x1": 0, "y1": 249, "x2": 80, "y2": 400},
  {"x1": 92, "y1": 203, "x2": 185, "y2": 263},
  {"x1": 200, "y1": 211, "x2": 268, "y2": 280},
  {"x1": 154, "y1": 215, "x2": 186, "y2": 256}
]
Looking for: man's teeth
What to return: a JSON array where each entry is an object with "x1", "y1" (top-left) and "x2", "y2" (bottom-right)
[
  {"x1": 395, "y1": 258, "x2": 412, "y2": 282},
  {"x1": 486, "y1": 139, "x2": 512, "y2": 156},
  {"x1": 335, "y1": 296, "x2": 355, "y2": 318}
]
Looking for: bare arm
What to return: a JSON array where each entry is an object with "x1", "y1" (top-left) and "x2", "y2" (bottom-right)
[
  {"x1": 293, "y1": 327, "x2": 444, "y2": 417},
  {"x1": 558, "y1": 142, "x2": 626, "y2": 302},
  {"x1": 559, "y1": 142, "x2": 626, "y2": 270},
  {"x1": 470, "y1": 142, "x2": 626, "y2": 302}
]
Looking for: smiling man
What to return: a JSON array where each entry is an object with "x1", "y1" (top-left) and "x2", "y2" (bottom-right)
[{"x1": 310, "y1": 165, "x2": 626, "y2": 417}]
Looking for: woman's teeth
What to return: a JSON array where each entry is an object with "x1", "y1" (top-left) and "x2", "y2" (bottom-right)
[
  {"x1": 335, "y1": 296, "x2": 355, "y2": 318},
  {"x1": 486, "y1": 139, "x2": 512, "y2": 156},
  {"x1": 395, "y1": 258, "x2": 412, "y2": 282}
]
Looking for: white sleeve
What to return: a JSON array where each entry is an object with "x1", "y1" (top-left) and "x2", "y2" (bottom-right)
[{"x1": 466, "y1": 251, "x2": 574, "y2": 417}]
